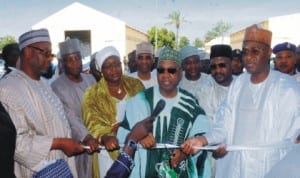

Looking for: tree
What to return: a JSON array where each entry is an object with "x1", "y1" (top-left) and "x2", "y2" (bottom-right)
[
  {"x1": 193, "y1": 38, "x2": 205, "y2": 48},
  {"x1": 204, "y1": 21, "x2": 232, "y2": 42},
  {"x1": 165, "y1": 10, "x2": 187, "y2": 49},
  {"x1": 178, "y1": 36, "x2": 190, "y2": 48},
  {"x1": 0, "y1": 35, "x2": 17, "y2": 52},
  {"x1": 148, "y1": 27, "x2": 176, "y2": 49}
]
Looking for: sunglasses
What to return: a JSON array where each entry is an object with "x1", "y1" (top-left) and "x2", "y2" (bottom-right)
[
  {"x1": 210, "y1": 63, "x2": 227, "y2": 70},
  {"x1": 28, "y1": 45, "x2": 56, "y2": 58},
  {"x1": 157, "y1": 67, "x2": 179, "y2": 74}
]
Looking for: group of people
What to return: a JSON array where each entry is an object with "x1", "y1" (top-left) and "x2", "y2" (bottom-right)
[{"x1": 1, "y1": 23, "x2": 300, "y2": 178}]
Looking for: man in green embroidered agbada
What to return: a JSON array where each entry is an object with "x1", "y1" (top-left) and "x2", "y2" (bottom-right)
[{"x1": 118, "y1": 46, "x2": 211, "y2": 178}]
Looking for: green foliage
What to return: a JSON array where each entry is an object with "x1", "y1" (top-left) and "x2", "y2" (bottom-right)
[
  {"x1": 178, "y1": 36, "x2": 190, "y2": 48},
  {"x1": 148, "y1": 27, "x2": 176, "y2": 49},
  {"x1": 0, "y1": 35, "x2": 17, "y2": 52},
  {"x1": 204, "y1": 21, "x2": 232, "y2": 42},
  {"x1": 193, "y1": 38, "x2": 205, "y2": 48}
]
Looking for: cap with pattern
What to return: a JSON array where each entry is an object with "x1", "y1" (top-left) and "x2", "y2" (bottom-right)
[
  {"x1": 19, "y1": 29, "x2": 51, "y2": 50},
  {"x1": 243, "y1": 24, "x2": 272, "y2": 46},
  {"x1": 158, "y1": 46, "x2": 181, "y2": 65}
]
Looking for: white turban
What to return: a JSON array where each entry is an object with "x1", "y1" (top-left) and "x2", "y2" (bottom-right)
[{"x1": 95, "y1": 46, "x2": 120, "y2": 71}]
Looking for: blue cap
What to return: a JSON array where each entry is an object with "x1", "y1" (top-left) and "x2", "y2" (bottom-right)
[{"x1": 273, "y1": 42, "x2": 296, "y2": 54}]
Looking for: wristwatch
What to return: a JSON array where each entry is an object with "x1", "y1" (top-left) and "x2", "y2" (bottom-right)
[{"x1": 126, "y1": 140, "x2": 138, "y2": 151}]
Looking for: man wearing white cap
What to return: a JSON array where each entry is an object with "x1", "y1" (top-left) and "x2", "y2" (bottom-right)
[
  {"x1": 0, "y1": 29, "x2": 84, "y2": 177},
  {"x1": 179, "y1": 45, "x2": 211, "y2": 97},
  {"x1": 128, "y1": 41, "x2": 157, "y2": 88},
  {"x1": 51, "y1": 38, "x2": 99, "y2": 178},
  {"x1": 181, "y1": 24, "x2": 300, "y2": 178}
]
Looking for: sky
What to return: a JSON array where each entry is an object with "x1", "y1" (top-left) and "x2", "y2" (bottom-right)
[{"x1": 1, "y1": 0, "x2": 300, "y2": 42}]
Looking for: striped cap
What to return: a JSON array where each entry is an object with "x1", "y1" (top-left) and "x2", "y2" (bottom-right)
[{"x1": 19, "y1": 29, "x2": 51, "y2": 50}]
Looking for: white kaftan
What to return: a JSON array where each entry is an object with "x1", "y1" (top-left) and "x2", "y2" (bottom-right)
[{"x1": 205, "y1": 70, "x2": 300, "y2": 178}]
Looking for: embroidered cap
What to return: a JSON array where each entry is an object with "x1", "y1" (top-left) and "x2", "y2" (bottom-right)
[
  {"x1": 158, "y1": 46, "x2": 181, "y2": 65},
  {"x1": 95, "y1": 46, "x2": 120, "y2": 71},
  {"x1": 19, "y1": 29, "x2": 51, "y2": 50},
  {"x1": 243, "y1": 24, "x2": 272, "y2": 46},
  {"x1": 59, "y1": 38, "x2": 81, "y2": 56}
]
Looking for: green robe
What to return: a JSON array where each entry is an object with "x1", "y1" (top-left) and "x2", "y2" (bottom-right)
[{"x1": 118, "y1": 85, "x2": 211, "y2": 178}]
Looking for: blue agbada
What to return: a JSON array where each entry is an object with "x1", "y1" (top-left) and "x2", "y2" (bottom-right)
[{"x1": 118, "y1": 85, "x2": 211, "y2": 178}]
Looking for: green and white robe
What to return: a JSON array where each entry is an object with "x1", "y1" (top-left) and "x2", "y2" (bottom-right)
[{"x1": 118, "y1": 85, "x2": 211, "y2": 178}]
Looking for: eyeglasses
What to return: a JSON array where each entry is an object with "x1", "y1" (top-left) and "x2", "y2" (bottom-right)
[
  {"x1": 28, "y1": 45, "x2": 56, "y2": 58},
  {"x1": 210, "y1": 63, "x2": 227, "y2": 70},
  {"x1": 157, "y1": 67, "x2": 179, "y2": 74}
]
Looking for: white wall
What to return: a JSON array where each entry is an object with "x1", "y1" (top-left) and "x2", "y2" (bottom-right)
[
  {"x1": 269, "y1": 13, "x2": 300, "y2": 47},
  {"x1": 32, "y1": 2, "x2": 126, "y2": 58}
]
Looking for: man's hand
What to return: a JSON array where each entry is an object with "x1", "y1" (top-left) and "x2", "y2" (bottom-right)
[
  {"x1": 139, "y1": 133, "x2": 156, "y2": 148},
  {"x1": 212, "y1": 144, "x2": 227, "y2": 159},
  {"x1": 126, "y1": 116, "x2": 155, "y2": 142},
  {"x1": 83, "y1": 134, "x2": 100, "y2": 154},
  {"x1": 101, "y1": 134, "x2": 120, "y2": 151},
  {"x1": 170, "y1": 149, "x2": 188, "y2": 168},
  {"x1": 180, "y1": 136, "x2": 208, "y2": 155},
  {"x1": 51, "y1": 138, "x2": 85, "y2": 157}
]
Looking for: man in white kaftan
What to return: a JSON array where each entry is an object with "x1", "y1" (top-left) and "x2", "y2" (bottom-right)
[
  {"x1": 128, "y1": 41, "x2": 157, "y2": 88},
  {"x1": 181, "y1": 24, "x2": 300, "y2": 178},
  {"x1": 0, "y1": 29, "x2": 84, "y2": 178},
  {"x1": 179, "y1": 45, "x2": 211, "y2": 97},
  {"x1": 196, "y1": 44, "x2": 234, "y2": 122}
]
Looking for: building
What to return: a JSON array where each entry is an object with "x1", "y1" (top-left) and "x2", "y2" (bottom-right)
[
  {"x1": 32, "y1": 2, "x2": 148, "y2": 62},
  {"x1": 230, "y1": 13, "x2": 300, "y2": 49}
]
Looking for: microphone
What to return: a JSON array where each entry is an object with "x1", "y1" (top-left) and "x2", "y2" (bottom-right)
[{"x1": 150, "y1": 99, "x2": 166, "y2": 118}]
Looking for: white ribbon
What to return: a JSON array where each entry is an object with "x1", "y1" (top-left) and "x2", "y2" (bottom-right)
[{"x1": 82, "y1": 141, "x2": 299, "y2": 151}]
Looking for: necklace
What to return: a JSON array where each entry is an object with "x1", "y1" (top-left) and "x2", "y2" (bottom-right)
[
  {"x1": 117, "y1": 88, "x2": 122, "y2": 94},
  {"x1": 108, "y1": 83, "x2": 123, "y2": 95}
]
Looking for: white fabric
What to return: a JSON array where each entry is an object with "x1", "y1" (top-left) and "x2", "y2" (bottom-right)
[
  {"x1": 0, "y1": 70, "x2": 77, "y2": 178},
  {"x1": 195, "y1": 76, "x2": 232, "y2": 122},
  {"x1": 205, "y1": 70, "x2": 300, "y2": 178},
  {"x1": 95, "y1": 46, "x2": 120, "y2": 71},
  {"x1": 179, "y1": 72, "x2": 211, "y2": 97},
  {"x1": 128, "y1": 70, "x2": 157, "y2": 89},
  {"x1": 293, "y1": 72, "x2": 300, "y2": 83}
]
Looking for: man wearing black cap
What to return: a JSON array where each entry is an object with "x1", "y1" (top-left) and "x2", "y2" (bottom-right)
[
  {"x1": 273, "y1": 42, "x2": 300, "y2": 83},
  {"x1": 231, "y1": 49, "x2": 244, "y2": 75},
  {"x1": 196, "y1": 44, "x2": 234, "y2": 122}
]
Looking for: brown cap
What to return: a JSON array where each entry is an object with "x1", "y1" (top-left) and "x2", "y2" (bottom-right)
[{"x1": 243, "y1": 24, "x2": 272, "y2": 46}]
